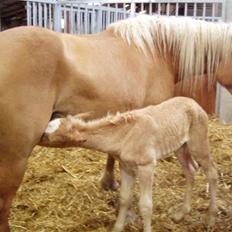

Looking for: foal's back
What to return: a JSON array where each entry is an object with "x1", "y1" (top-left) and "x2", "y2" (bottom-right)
[{"x1": 127, "y1": 97, "x2": 208, "y2": 159}]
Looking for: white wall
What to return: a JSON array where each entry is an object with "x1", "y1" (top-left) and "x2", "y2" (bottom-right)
[
  {"x1": 216, "y1": 0, "x2": 232, "y2": 124},
  {"x1": 224, "y1": 0, "x2": 232, "y2": 21},
  {"x1": 217, "y1": 84, "x2": 232, "y2": 123}
]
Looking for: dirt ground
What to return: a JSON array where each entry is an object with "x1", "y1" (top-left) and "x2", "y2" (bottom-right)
[{"x1": 9, "y1": 117, "x2": 232, "y2": 232}]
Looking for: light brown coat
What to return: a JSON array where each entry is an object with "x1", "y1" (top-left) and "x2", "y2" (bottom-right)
[{"x1": 41, "y1": 97, "x2": 218, "y2": 232}]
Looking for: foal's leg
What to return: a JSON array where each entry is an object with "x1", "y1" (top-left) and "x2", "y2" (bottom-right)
[
  {"x1": 203, "y1": 162, "x2": 218, "y2": 227},
  {"x1": 101, "y1": 155, "x2": 119, "y2": 191},
  {"x1": 188, "y1": 140, "x2": 218, "y2": 227},
  {"x1": 173, "y1": 145, "x2": 196, "y2": 222},
  {"x1": 137, "y1": 163, "x2": 155, "y2": 232},
  {"x1": 112, "y1": 167, "x2": 135, "y2": 232}
]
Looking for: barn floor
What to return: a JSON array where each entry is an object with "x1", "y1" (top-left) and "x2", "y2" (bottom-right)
[{"x1": 10, "y1": 117, "x2": 232, "y2": 232}]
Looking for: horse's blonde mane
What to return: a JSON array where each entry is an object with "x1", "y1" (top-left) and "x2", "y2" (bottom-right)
[
  {"x1": 107, "y1": 15, "x2": 232, "y2": 83},
  {"x1": 70, "y1": 111, "x2": 136, "y2": 131}
]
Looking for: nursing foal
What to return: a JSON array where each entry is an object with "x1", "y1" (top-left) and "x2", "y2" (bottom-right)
[{"x1": 40, "y1": 97, "x2": 217, "y2": 232}]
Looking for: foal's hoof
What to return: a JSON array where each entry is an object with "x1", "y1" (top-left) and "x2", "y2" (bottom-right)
[
  {"x1": 172, "y1": 211, "x2": 185, "y2": 223},
  {"x1": 125, "y1": 210, "x2": 138, "y2": 225},
  {"x1": 101, "y1": 178, "x2": 120, "y2": 191},
  {"x1": 172, "y1": 205, "x2": 191, "y2": 223},
  {"x1": 112, "y1": 225, "x2": 123, "y2": 232}
]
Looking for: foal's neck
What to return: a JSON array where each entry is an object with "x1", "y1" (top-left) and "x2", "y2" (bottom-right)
[{"x1": 77, "y1": 113, "x2": 136, "y2": 154}]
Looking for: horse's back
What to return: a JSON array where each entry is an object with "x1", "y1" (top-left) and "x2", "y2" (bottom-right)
[{"x1": 0, "y1": 26, "x2": 64, "y2": 83}]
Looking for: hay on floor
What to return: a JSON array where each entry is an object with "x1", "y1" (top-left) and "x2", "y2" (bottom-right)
[{"x1": 10, "y1": 117, "x2": 232, "y2": 232}]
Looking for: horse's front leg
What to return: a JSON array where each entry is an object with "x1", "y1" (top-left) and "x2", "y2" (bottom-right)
[
  {"x1": 101, "y1": 155, "x2": 119, "y2": 191},
  {"x1": 0, "y1": 152, "x2": 28, "y2": 232}
]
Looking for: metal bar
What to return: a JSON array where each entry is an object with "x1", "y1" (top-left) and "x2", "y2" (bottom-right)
[
  {"x1": 63, "y1": 5, "x2": 67, "y2": 32},
  {"x1": 193, "y1": 2, "x2": 197, "y2": 17},
  {"x1": 80, "y1": 11, "x2": 83, "y2": 34},
  {"x1": 26, "y1": 1, "x2": 32, "y2": 26},
  {"x1": 23, "y1": 0, "x2": 224, "y2": 4},
  {"x1": 175, "y1": 2, "x2": 179, "y2": 16},
  {"x1": 166, "y1": 2, "x2": 170, "y2": 16},
  {"x1": 203, "y1": 2, "x2": 206, "y2": 19},
  {"x1": 141, "y1": 2, "x2": 144, "y2": 12},
  {"x1": 44, "y1": 3, "x2": 47, "y2": 28},
  {"x1": 32, "y1": 2, "x2": 37, "y2": 26},
  {"x1": 212, "y1": 2, "x2": 216, "y2": 21},
  {"x1": 75, "y1": 10, "x2": 78, "y2": 34},
  {"x1": 123, "y1": 3, "x2": 126, "y2": 19},
  {"x1": 115, "y1": 3, "x2": 118, "y2": 20},
  {"x1": 97, "y1": 8, "x2": 102, "y2": 31},
  {"x1": 24, "y1": 0, "x2": 55, "y2": 3},
  {"x1": 87, "y1": 9, "x2": 90, "y2": 33},
  {"x1": 112, "y1": 9, "x2": 115, "y2": 23},
  {"x1": 77, "y1": 5, "x2": 81, "y2": 34},
  {"x1": 49, "y1": 3, "x2": 52, "y2": 29},
  {"x1": 184, "y1": 3, "x2": 188, "y2": 16},
  {"x1": 130, "y1": 2, "x2": 136, "y2": 17},
  {"x1": 149, "y1": 1, "x2": 152, "y2": 15},
  {"x1": 104, "y1": 8, "x2": 107, "y2": 30},
  {"x1": 70, "y1": 4, "x2": 74, "y2": 33},
  {"x1": 215, "y1": 83, "x2": 221, "y2": 115},
  {"x1": 38, "y1": 3, "x2": 42, "y2": 26},
  {"x1": 54, "y1": 2, "x2": 61, "y2": 32},
  {"x1": 85, "y1": 6, "x2": 88, "y2": 33},
  {"x1": 91, "y1": 5, "x2": 95, "y2": 33},
  {"x1": 158, "y1": 3, "x2": 161, "y2": 15},
  {"x1": 107, "y1": 4, "x2": 111, "y2": 25},
  {"x1": 221, "y1": 0, "x2": 226, "y2": 21}
]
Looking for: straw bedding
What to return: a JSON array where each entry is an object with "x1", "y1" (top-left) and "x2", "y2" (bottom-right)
[{"x1": 10, "y1": 117, "x2": 232, "y2": 232}]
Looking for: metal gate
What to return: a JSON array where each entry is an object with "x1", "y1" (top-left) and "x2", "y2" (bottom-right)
[{"x1": 25, "y1": 0, "x2": 225, "y2": 34}]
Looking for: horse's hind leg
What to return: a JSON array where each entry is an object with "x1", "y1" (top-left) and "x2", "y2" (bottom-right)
[
  {"x1": 101, "y1": 155, "x2": 119, "y2": 191},
  {"x1": 173, "y1": 144, "x2": 196, "y2": 222}
]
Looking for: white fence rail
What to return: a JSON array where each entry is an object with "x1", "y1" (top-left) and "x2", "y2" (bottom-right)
[{"x1": 25, "y1": 0, "x2": 225, "y2": 34}]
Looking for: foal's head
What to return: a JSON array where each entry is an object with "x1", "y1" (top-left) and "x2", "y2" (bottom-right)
[{"x1": 40, "y1": 116, "x2": 86, "y2": 148}]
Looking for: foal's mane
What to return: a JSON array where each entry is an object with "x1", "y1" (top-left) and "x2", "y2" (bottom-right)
[
  {"x1": 70, "y1": 111, "x2": 136, "y2": 131},
  {"x1": 107, "y1": 15, "x2": 232, "y2": 84}
]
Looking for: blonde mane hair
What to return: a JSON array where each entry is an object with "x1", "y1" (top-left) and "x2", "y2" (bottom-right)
[
  {"x1": 107, "y1": 15, "x2": 232, "y2": 83},
  {"x1": 69, "y1": 111, "x2": 136, "y2": 131}
]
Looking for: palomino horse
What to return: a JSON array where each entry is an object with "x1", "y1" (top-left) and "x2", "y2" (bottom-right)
[{"x1": 0, "y1": 15, "x2": 231, "y2": 230}]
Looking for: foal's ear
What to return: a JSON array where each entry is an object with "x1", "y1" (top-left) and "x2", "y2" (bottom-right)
[
  {"x1": 67, "y1": 115, "x2": 74, "y2": 121},
  {"x1": 73, "y1": 111, "x2": 93, "y2": 120},
  {"x1": 80, "y1": 138, "x2": 87, "y2": 143},
  {"x1": 74, "y1": 135, "x2": 87, "y2": 144}
]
